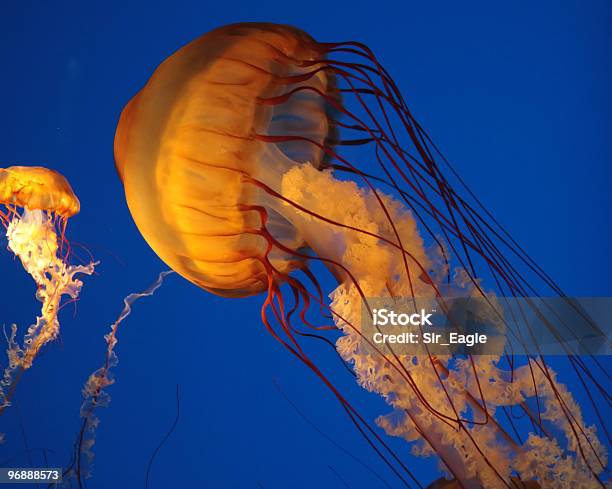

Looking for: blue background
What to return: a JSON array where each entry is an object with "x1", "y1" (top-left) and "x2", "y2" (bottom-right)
[{"x1": 0, "y1": 1, "x2": 610, "y2": 488}]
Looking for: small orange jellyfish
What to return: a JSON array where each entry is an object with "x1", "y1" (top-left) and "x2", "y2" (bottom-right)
[
  {"x1": 115, "y1": 23, "x2": 609, "y2": 488},
  {"x1": 0, "y1": 166, "x2": 94, "y2": 413}
]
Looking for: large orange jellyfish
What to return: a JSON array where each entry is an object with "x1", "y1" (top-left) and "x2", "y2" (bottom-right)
[
  {"x1": 0, "y1": 166, "x2": 94, "y2": 415},
  {"x1": 114, "y1": 23, "x2": 610, "y2": 488}
]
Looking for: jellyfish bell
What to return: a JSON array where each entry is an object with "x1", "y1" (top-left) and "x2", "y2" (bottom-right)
[
  {"x1": 0, "y1": 165, "x2": 80, "y2": 220},
  {"x1": 114, "y1": 23, "x2": 339, "y2": 298},
  {"x1": 115, "y1": 23, "x2": 609, "y2": 488}
]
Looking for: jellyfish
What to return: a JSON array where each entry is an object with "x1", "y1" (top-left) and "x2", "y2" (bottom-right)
[
  {"x1": 114, "y1": 23, "x2": 609, "y2": 488},
  {"x1": 0, "y1": 166, "x2": 94, "y2": 412}
]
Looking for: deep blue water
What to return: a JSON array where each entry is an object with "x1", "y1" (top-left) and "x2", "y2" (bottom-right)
[{"x1": 0, "y1": 1, "x2": 610, "y2": 488}]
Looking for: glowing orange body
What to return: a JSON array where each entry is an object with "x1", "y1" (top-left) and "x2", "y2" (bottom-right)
[
  {"x1": 115, "y1": 23, "x2": 336, "y2": 297},
  {"x1": 0, "y1": 166, "x2": 79, "y2": 218}
]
